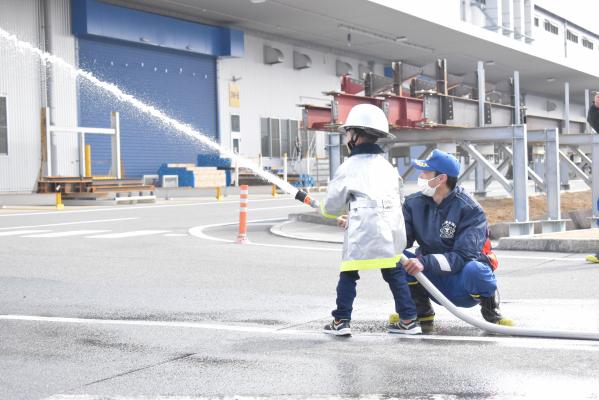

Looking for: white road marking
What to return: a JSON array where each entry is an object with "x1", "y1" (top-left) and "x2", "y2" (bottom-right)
[
  {"x1": 0, "y1": 229, "x2": 51, "y2": 236},
  {"x1": 164, "y1": 233, "x2": 188, "y2": 237},
  {"x1": 0, "y1": 217, "x2": 138, "y2": 230},
  {"x1": 0, "y1": 196, "x2": 302, "y2": 218},
  {"x1": 86, "y1": 230, "x2": 170, "y2": 238},
  {"x1": 23, "y1": 230, "x2": 111, "y2": 238},
  {"x1": 188, "y1": 221, "x2": 338, "y2": 252},
  {"x1": 189, "y1": 221, "x2": 590, "y2": 260},
  {"x1": 2, "y1": 314, "x2": 599, "y2": 351}
]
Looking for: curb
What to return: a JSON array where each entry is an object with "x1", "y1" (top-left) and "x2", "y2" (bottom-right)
[{"x1": 497, "y1": 237, "x2": 599, "y2": 253}]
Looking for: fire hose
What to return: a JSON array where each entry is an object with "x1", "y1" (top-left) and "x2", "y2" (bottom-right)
[{"x1": 294, "y1": 190, "x2": 599, "y2": 341}]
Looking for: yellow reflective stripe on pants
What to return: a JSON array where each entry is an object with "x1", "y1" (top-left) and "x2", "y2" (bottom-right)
[{"x1": 340, "y1": 255, "x2": 401, "y2": 271}]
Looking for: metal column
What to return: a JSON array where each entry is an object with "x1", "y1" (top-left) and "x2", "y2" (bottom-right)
[
  {"x1": 328, "y1": 132, "x2": 342, "y2": 179},
  {"x1": 592, "y1": 134, "x2": 599, "y2": 222},
  {"x1": 508, "y1": 125, "x2": 534, "y2": 236},
  {"x1": 541, "y1": 128, "x2": 566, "y2": 232},
  {"x1": 585, "y1": 89, "x2": 592, "y2": 133},
  {"x1": 111, "y1": 112, "x2": 122, "y2": 179},
  {"x1": 474, "y1": 61, "x2": 487, "y2": 196}
]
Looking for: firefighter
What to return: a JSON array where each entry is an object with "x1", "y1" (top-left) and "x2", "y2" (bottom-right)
[
  {"x1": 320, "y1": 103, "x2": 420, "y2": 336},
  {"x1": 392, "y1": 149, "x2": 512, "y2": 333}
]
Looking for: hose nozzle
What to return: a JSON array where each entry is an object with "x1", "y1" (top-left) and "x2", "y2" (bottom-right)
[{"x1": 295, "y1": 190, "x2": 320, "y2": 209}]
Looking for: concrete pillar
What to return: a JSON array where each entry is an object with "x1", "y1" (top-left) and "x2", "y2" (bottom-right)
[
  {"x1": 502, "y1": 0, "x2": 514, "y2": 37},
  {"x1": 486, "y1": 0, "x2": 503, "y2": 31},
  {"x1": 513, "y1": 0, "x2": 526, "y2": 41},
  {"x1": 475, "y1": 61, "x2": 487, "y2": 196}
]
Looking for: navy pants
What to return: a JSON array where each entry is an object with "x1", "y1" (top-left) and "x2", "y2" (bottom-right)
[
  {"x1": 332, "y1": 264, "x2": 417, "y2": 321},
  {"x1": 404, "y1": 250, "x2": 497, "y2": 308}
]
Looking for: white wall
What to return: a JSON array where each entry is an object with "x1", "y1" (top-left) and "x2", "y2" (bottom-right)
[
  {"x1": 0, "y1": 0, "x2": 43, "y2": 192},
  {"x1": 217, "y1": 33, "x2": 384, "y2": 167},
  {"x1": 47, "y1": 0, "x2": 79, "y2": 177}
]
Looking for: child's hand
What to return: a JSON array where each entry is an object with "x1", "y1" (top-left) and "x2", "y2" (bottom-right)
[{"x1": 336, "y1": 215, "x2": 348, "y2": 229}]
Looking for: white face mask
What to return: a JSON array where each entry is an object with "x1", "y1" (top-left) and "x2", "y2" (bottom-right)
[{"x1": 417, "y1": 176, "x2": 441, "y2": 197}]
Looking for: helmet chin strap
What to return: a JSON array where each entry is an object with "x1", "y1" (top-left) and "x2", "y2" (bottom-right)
[{"x1": 346, "y1": 131, "x2": 359, "y2": 151}]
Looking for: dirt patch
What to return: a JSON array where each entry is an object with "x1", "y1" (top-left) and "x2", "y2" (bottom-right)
[{"x1": 479, "y1": 190, "x2": 592, "y2": 224}]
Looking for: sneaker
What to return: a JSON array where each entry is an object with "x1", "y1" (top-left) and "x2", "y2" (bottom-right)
[
  {"x1": 387, "y1": 319, "x2": 422, "y2": 335},
  {"x1": 323, "y1": 319, "x2": 351, "y2": 336},
  {"x1": 586, "y1": 254, "x2": 599, "y2": 263}
]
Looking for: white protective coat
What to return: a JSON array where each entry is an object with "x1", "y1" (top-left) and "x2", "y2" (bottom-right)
[{"x1": 321, "y1": 152, "x2": 407, "y2": 271}]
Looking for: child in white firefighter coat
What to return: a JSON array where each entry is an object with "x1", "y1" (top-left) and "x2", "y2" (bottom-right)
[{"x1": 320, "y1": 103, "x2": 421, "y2": 336}]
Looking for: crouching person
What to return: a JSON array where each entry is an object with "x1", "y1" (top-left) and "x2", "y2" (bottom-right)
[{"x1": 391, "y1": 149, "x2": 512, "y2": 333}]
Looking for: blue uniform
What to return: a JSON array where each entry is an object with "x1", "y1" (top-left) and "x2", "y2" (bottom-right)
[{"x1": 403, "y1": 186, "x2": 497, "y2": 308}]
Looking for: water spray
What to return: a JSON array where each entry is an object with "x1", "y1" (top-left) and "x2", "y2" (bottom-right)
[
  {"x1": 399, "y1": 255, "x2": 599, "y2": 341},
  {"x1": 0, "y1": 27, "x2": 300, "y2": 199}
]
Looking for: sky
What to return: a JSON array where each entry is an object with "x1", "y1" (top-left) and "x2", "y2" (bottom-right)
[{"x1": 536, "y1": 0, "x2": 599, "y2": 34}]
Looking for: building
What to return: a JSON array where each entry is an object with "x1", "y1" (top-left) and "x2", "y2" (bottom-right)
[{"x1": 0, "y1": 0, "x2": 597, "y2": 192}]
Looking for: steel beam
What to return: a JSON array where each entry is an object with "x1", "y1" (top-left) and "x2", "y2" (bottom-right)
[
  {"x1": 401, "y1": 145, "x2": 434, "y2": 180},
  {"x1": 513, "y1": 71, "x2": 521, "y2": 125},
  {"x1": 484, "y1": 157, "x2": 510, "y2": 189},
  {"x1": 496, "y1": 144, "x2": 545, "y2": 191},
  {"x1": 460, "y1": 142, "x2": 513, "y2": 193},
  {"x1": 571, "y1": 146, "x2": 592, "y2": 165},
  {"x1": 509, "y1": 125, "x2": 533, "y2": 235},
  {"x1": 457, "y1": 160, "x2": 477, "y2": 185},
  {"x1": 559, "y1": 150, "x2": 590, "y2": 185},
  {"x1": 384, "y1": 125, "x2": 516, "y2": 146},
  {"x1": 541, "y1": 128, "x2": 566, "y2": 233}
]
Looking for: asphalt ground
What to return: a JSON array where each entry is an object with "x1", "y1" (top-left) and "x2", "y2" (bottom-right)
[{"x1": 1, "y1": 194, "x2": 599, "y2": 399}]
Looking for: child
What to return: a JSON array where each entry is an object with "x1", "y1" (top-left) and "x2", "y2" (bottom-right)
[{"x1": 319, "y1": 104, "x2": 420, "y2": 336}]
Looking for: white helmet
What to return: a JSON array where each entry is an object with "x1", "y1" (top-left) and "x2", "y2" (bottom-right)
[{"x1": 338, "y1": 103, "x2": 390, "y2": 138}]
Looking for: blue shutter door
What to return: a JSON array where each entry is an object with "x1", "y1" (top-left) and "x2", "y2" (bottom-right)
[{"x1": 78, "y1": 38, "x2": 218, "y2": 177}]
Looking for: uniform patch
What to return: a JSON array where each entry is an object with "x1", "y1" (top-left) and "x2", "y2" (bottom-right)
[{"x1": 440, "y1": 220, "x2": 456, "y2": 239}]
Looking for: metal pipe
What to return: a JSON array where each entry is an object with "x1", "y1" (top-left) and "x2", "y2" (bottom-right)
[
  {"x1": 511, "y1": 125, "x2": 529, "y2": 222},
  {"x1": 545, "y1": 128, "x2": 561, "y2": 220},
  {"x1": 564, "y1": 82, "x2": 570, "y2": 134},
  {"x1": 585, "y1": 89, "x2": 592, "y2": 133},
  {"x1": 399, "y1": 255, "x2": 599, "y2": 340}
]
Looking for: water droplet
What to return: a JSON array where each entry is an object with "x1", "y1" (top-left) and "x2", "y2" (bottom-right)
[
  {"x1": 154, "y1": 67, "x2": 157, "y2": 72},
  {"x1": 165, "y1": 68, "x2": 168, "y2": 73},
  {"x1": 110, "y1": 61, "x2": 114, "y2": 66},
  {"x1": 141, "y1": 62, "x2": 144, "y2": 67}
]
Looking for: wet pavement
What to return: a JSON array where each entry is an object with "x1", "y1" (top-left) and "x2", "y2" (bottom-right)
[{"x1": 1, "y1": 196, "x2": 599, "y2": 399}]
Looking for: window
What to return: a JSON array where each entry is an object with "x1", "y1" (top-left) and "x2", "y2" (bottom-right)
[
  {"x1": 280, "y1": 120, "x2": 289, "y2": 158},
  {"x1": 544, "y1": 20, "x2": 558, "y2": 35},
  {"x1": 567, "y1": 30, "x2": 579, "y2": 43},
  {"x1": 260, "y1": 118, "x2": 301, "y2": 158},
  {"x1": 534, "y1": 17, "x2": 539, "y2": 27},
  {"x1": 289, "y1": 120, "x2": 299, "y2": 158},
  {"x1": 230, "y1": 114, "x2": 240, "y2": 132},
  {"x1": 270, "y1": 119, "x2": 280, "y2": 158},
  {"x1": 260, "y1": 118, "x2": 270, "y2": 157},
  {"x1": 0, "y1": 97, "x2": 7, "y2": 154},
  {"x1": 583, "y1": 38, "x2": 594, "y2": 50}
]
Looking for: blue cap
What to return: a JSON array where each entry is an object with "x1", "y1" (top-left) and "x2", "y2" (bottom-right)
[{"x1": 412, "y1": 149, "x2": 460, "y2": 177}]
